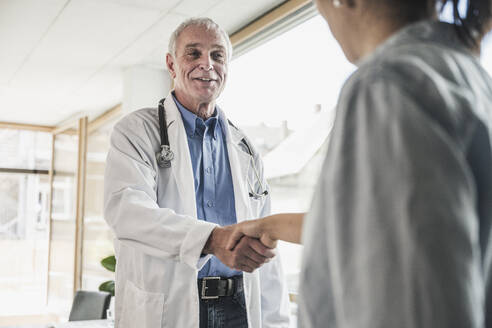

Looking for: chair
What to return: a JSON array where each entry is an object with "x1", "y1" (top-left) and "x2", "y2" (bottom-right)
[{"x1": 68, "y1": 290, "x2": 112, "y2": 321}]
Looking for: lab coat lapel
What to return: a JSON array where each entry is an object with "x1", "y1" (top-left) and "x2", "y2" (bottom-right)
[
  {"x1": 163, "y1": 95, "x2": 197, "y2": 218},
  {"x1": 219, "y1": 109, "x2": 252, "y2": 222}
]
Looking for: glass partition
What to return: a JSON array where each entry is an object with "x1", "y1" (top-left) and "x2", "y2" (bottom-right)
[
  {"x1": 47, "y1": 132, "x2": 78, "y2": 317},
  {"x1": 81, "y1": 124, "x2": 116, "y2": 292}
]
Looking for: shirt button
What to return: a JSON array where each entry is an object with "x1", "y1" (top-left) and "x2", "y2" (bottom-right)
[
  {"x1": 207, "y1": 200, "x2": 214, "y2": 208},
  {"x1": 206, "y1": 167, "x2": 212, "y2": 174}
]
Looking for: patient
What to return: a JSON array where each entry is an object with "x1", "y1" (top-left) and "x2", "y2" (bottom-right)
[{"x1": 229, "y1": 0, "x2": 492, "y2": 326}]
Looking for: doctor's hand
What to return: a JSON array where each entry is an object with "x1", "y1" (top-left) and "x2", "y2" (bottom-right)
[
  {"x1": 225, "y1": 219, "x2": 277, "y2": 250},
  {"x1": 203, "y1": 226, "x2": 275, "y2": 273}
]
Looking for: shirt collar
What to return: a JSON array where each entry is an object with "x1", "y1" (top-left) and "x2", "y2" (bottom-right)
[{"x1": 172, "y1": 92, "x2": 220, "y2": 139}]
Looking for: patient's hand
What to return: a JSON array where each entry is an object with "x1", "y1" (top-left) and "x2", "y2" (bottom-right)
[{"x1": 226, "y1": 219, "x2": 277, "y2": 250}]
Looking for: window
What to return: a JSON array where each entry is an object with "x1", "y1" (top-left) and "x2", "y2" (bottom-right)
[
  {"x1": 81, "y1": 126, "x2": 115, "y2": 295},
  {"x1": 0, "y1": 129, "x2": 52, "y2": 316},
  {"x1": 221, "y1": 14, "x2": 356, "y2": 303}
]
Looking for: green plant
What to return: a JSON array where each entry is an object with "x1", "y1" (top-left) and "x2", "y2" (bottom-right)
[{"x1": 99, "y1": 255, "x2": 116, "y2": 296}]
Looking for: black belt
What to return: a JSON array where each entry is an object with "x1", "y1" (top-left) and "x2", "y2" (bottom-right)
[{"x1": 198, "y1": 275, "x2": 243, "y2": 300}]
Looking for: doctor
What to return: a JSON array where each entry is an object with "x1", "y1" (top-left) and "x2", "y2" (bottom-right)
[{"x1": 104, "y1": 17, "x2": 290, "y2": 328}]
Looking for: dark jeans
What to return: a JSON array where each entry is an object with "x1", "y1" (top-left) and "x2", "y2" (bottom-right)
[{"x1": 199, "y1": 290, "x2": 248, "y2": 328}]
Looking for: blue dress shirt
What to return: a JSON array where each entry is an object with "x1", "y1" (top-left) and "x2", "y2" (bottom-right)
[{"x1": 173, "y1": 94, "x2": 241, "y2": 278}]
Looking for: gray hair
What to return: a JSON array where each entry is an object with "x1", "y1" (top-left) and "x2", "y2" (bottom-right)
[{"x1": 168, "y1": 17, "x2": 233, "y2": 60}]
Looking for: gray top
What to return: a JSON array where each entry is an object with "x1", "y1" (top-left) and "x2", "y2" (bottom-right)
[{"x1": 299, "y1": 20, "x2": 492, "y2": 328}]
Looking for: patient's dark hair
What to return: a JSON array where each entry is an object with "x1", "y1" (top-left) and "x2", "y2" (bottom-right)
[
  {"x1": 443, "y1": 0, "x2": 492, "y2": 47},
  {"x1": 383, "y1": 0, "x2": 492, "y2": 48}
]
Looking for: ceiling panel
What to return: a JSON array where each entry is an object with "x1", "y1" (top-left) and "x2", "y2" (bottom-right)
[
  {"x1": 0, "y1": 69, "x2": 122, "y2": 126},
  {"x1": 0, "y1": 0, "x2": 68, "y2": 86},
  {"x1": 11, "y1": 0, "x2": 163, "y2": 84},
  {"x1": 0, "y1": 86, "x2": 71, "y2": 125},
  {"x1": 9, "y1": 68, "x2": 94, "y2": 107},
  {"x1": 98, "y1": 0, "x2": 181, "y2": 11},
  {"x1": 111, "y1": 12, "x2": 186, "y2": 67},
  {"x1": 68, "y1": 68, "x2": 123, "y2": 120},
  {"x1": 172, "y1": 0, "x2": 223, "y2": 17}
]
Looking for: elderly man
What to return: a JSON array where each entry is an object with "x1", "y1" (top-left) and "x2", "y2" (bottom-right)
[{"x1": 104, "y1": 17, "x2": 290, "y2": 328}]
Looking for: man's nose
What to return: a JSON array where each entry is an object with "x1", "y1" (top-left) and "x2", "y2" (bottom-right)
[{"x1": 198, "y1": 56, "x2": 214, "y2": 71}]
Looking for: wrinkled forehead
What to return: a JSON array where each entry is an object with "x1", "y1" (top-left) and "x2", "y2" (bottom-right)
[{"x1": 176, "y1": 25, "x2": 227, "y2": 52}]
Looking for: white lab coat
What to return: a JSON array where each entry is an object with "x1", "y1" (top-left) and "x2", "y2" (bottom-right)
[
  {"x1": 299, "y1": 21, "x2": 492, "y2": 328},
  {"x1": 104, "y1": 94, "x2": 290, "y2": 328}
]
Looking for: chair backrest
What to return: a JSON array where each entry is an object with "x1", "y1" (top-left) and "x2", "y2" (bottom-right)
[{"x1": 68, "y1": 290, "x2": 111, "y2": 321}]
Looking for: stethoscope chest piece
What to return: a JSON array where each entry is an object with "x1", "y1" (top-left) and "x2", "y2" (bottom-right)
[
  {"x1": 156, "y1": 98, "x2": 175, "y2": 168},
  {"x1": 156, "y1": 145, "x2": 174, "y2": 168}
]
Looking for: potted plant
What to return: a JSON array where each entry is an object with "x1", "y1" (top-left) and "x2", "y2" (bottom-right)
[{"x1": 99, "y1": 255, "x2": 115, "y2": 296}]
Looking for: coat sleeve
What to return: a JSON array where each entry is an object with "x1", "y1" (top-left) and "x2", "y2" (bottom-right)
[
  {"x1": 104, "y1": 116, "x2": 217, "y2": 270},
  {"x1": 299, "y1": 71, "x2": 483, "y2": 328},
  {"x1": 254, "y1": 153, "x2": 291, "y2": 327}
]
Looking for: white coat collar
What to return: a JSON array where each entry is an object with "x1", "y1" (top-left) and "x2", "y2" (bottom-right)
[{"x1": 163, "y1": 95, "x2": 197, "y2": 218}]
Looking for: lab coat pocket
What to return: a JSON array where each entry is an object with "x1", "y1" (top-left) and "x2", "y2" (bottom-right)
[
  {"x1": 248, "y1": 196, "x2": 266, "y2": 217},
  {"x1": 120, "y1": 280, "x2": 165, "y2": 328}
]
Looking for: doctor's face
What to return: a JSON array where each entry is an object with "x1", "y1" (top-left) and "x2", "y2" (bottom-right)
[{"x1": 166, "y1": 25, "x2": 229, "y2": 109}]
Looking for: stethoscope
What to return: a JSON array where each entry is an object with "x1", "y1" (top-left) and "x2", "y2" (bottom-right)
[{"x1": 155, "y1": 98, "x2": 268, "y2": 199}]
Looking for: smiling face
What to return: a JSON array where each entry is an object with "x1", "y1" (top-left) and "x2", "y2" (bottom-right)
[{"x1": 166, "y1": 24, "x2": 228, "y2": 111}]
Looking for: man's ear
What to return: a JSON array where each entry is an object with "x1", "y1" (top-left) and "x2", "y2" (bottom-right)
[{"x1": 166, "y1": 53, "x2": 176, "y2": 79}]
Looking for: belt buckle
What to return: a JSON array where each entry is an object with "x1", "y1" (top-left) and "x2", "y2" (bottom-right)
[{"x1": 201, "y1": 277, "x2": 221, "y2": 300}]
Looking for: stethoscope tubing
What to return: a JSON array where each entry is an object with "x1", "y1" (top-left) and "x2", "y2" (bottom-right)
[
  {"x1": 158, "y1": 98, "x2": 170, "y2": 149},
  {"x1": 156, "y1": 98, "x2": 174, "y2": 168},
  {"x1": 156, "y1": 97, "x2": 267, "y2": 199}
]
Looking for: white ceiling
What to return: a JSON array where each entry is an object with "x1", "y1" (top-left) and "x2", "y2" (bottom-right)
[{"x1": 0, "y1": 0, "x2": 286, "y2": 126}]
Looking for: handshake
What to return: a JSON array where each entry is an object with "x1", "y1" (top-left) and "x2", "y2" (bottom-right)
[{"x1": 202, "y1": 213, "x2": 303, "y2": 273}]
